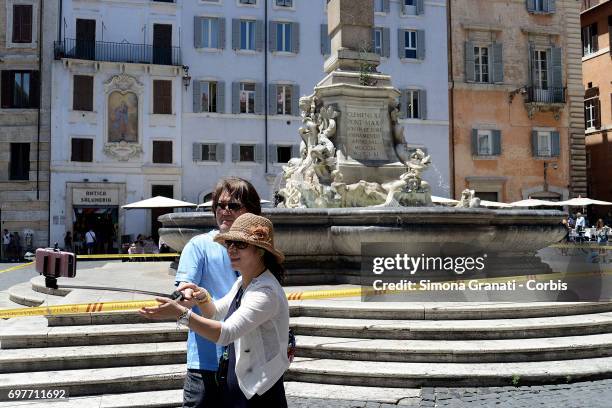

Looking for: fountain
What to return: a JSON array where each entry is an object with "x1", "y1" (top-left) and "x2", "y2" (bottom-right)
[{"x1": 160, "y1": 0, "x2": 565, "y2": 286}]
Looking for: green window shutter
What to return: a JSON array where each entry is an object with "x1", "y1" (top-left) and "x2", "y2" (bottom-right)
[
  {"x1": 531, "y1": 130, "x2": 539, "y2": 157},
  {"x1": 398, "y1": 29, "x2": 405, "y2": 58},
  {"x1": 269, "y1": 22, "x2": 277, "y2": 52},
  {"x1": 218, "y1": 18, "x2": 226, "y2": 49},
  {"x1": 492, "y1": 43, "x2": 503, "y2": 84},
  {"x1": 255, "y1": 144, "x2": 264, "y2": 163},
  {"x1": 232, "y1": 82, "x2": 240, "y2": 114},
  {"x1": 471, "y1": 129, "x2": 478, "y2": 155},
  {"x1": 550, "y1": 46, "x2": 562, "y2": 89},
  {"x1": 383, "y1": 28, "x2": 390, "y2": 58},
  {"x1": 465, "y1": 41, "x2": 475, "y2": 82},
  {"x1": 193, "y1": 80, "x2": 202, "y2": 113},
  {"x1": 526, "y1": 0, "x2": 535, "y2": 13},
  {"x1": 594, "y1": 98, "x2": 601, "y2": 128},
  {"x1": 255, "y1": 82, "x2": 264, "y2": 114},
  {"x1": 547, "y1": 0, "x2": 556, "y2": 13},
  {"x1": 216, "y1": 143, "x2": 225, "y2": 162},
  {"x1": 194, "y1": 17, "x2": 203, "y2": 48},
  {"x1": 217, "y1": 81, "x2": 225, "y2": 113},
  {"x1": 268, "y1": 84, "x2": 277, "y2": 115},
  {"x1": 399, "y1": 89, "x2": 408, "y2": 119},
  {"x1": 292, "y1": 22, "x2": 300, "y2": 53},
  {"x1": 320, "y1": 24, "x2": 330, "y2": 55},
  {"x1": 416, "y1": 0, "x2": 424, "y2": 15},
  {"x1": 292, "y1": 84, "x2": 300, "y2": 116},
  {"x1": 232, "y1": 144, "x2": 240, "y2": 162},
  {"x1": 492, "y1": 130, "x2": 502, "y2": 155},
  {"x1": 551, "y1": 132, "x2": 560, "y2": 157},
  {"x1": 292, "y1": 144, "x2": 300, "y2": 158},
  {"x1": 255, "y1": 20, "x2": 264, "y2": 52},
  {"x1": 268, "y1": 144, "x2": 277, "y2": 163},
  {"x1": 232, "y1": 19, "x2": 240, "y2": 50},
  {"x1": 417, "y1": 30, "x2": 425, "y2": 60},
  {"x1": 527, "y1": 43, "x2": 535, "y2": 86},
  {"x1": 419, "y1": 90, "x2": 427, "y2": 120},
  {"x1": 193, "y1": 143, "x2": 201, "y2": 161},
  {"x1": 383, "y1": 0, "x2": 390, "y2": 13}
]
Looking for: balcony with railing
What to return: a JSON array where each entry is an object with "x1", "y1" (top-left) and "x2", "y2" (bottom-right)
[
  {"x1": 524, "y1": 87, "x2": 566, "y2": 120},
  {"x1": 54, "y1": 38, "x2": 181, "y2": 66},
  {"x1": 526, "y1": 86, "x2": 565, "y2": 104}
]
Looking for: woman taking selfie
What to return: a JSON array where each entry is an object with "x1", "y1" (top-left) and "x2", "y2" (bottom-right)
[{"x1": 140, "y1": 213, "x2": 289, "y2": 407}]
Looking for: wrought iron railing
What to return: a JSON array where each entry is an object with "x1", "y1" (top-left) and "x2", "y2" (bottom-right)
[
  {"x1": 54, "y1": 38, "x2": 181, "y2": 66},
  {"x1": 526, "y1": 86, "x2": 565, "y2": 104}
]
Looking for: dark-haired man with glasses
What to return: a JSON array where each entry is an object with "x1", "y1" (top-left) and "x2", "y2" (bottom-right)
[{"x1": 175, "y1": 177, "x2": 261, "y2": 408}]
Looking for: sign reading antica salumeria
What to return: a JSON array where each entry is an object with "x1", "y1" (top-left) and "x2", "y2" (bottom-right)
[
  {"x1": 73, "y1": 189, "x2": 119, "y2": 206},
  {"x1": 344, "y1": 105, "x2": 389, "y2": 161}
]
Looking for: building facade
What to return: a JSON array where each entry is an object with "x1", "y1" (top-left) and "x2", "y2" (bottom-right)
[
  {"x1": 581, "y1": 0, "x2": 612, "y2": 220},
  {"x1": 47, "y1": 0, "x2": 449, "y2": 246},
  {"x1": 49, "y1": 0, "x2": 183, "y2": 249},
  {"x1": 449, "y1": 0, "x2": 586, "y2": 202},
  {"x1": 180, "y1": 0, "x2": 450, "y2": 205},
  {"x1": 0, "y1": 0, "x2": 56, "y2": 253}
]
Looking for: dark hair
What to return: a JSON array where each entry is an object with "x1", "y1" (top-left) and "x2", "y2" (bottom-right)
[
  {"x1": 212, "y1": 177, "x2": 261, "y2": 215},
  {"x1": 263, "y1": 250, "x2": 286, "y2": 284}
]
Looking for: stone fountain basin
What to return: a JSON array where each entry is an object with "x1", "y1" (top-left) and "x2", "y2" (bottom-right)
[{"x1": 160, "y1": 208, "x2": 565, "y2": 284}]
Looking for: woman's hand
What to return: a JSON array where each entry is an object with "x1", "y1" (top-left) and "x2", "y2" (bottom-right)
[
  {"x1": 177, "y1": 282, "x2": 212, "y2": 305},
  {"x1": 139, "y1": 297, "x2": 189, "y2": 320}
]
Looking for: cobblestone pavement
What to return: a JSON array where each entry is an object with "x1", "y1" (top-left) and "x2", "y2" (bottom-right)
[{"x1": 288, "y1": 379, "x2": 612, "y2": 407}]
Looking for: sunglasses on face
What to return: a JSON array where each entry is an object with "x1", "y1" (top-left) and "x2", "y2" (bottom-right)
[
  {"x1": 225, "y1": 240, "x2": 250, "y2": 250},
  {"x1": 214, "y1": 202, "x2": 243, "y2": 211}
]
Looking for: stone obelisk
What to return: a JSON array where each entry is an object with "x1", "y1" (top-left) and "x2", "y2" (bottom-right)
[{"x1": 317, "y1": 0, "x2": 404, "y2": 184}]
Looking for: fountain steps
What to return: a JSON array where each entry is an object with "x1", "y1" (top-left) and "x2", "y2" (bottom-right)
[{"x1": 1, "y1": 301, "x2": 612, "y2": 403}]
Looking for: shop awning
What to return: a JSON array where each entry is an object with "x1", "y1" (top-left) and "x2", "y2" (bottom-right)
[{"x1": 122, "y1": 196, "x2": 197, "y2": 209}]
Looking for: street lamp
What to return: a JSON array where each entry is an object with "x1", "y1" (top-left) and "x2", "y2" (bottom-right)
[
  {"x1": 543, "y1": 161, "x2": 558, "y2": 192},
  {"x1": 182, "y1": 65, "x2": 191, "y2": 90}
]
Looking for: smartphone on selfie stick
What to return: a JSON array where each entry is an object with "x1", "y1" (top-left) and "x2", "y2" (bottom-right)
[{"x1": 35, "y1": 246, "x2": 183, "y2": 300}]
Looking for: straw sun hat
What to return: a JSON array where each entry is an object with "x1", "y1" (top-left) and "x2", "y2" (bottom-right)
[{"x1": 214, "y1": 213, "x2": 285, "y2": 263}]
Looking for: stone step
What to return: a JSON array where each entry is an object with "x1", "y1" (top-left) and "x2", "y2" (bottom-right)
[
  {"x1": 295, "y1": 334, "x2": 612, "y2": 363},
  {"x1": 290, "y1": 313, "x2": 612, "y2": 340},
  {"x1": 291, "y1": 300, "x2": 612, "y2": 320},
  {"x1": 7, "y1": 282, "x2": 46, "y2": 307},
  {"x1": 0, "y1": 342, "x2": 186, "y2": 373},
  {"x1": 0, "y1": 364, "x2": 185, "y2": 402},
  {"x1": 0, "y1": 389, "x2": 182, "y2": 408},
  {"x1": 0, "y1": 322, "x2": 187, "y2": 349},
  {"x1": 286, "y1": 356, "x2": 612, "y2": 387}
]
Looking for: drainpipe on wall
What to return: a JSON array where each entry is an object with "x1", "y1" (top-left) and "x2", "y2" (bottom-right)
[
  {"x1": 37, "y1": 0, "x2": 43, "y2": 201},
  {"x1": 264, "y1": 0, "x2": 269, "y2": 174},
  {"x1": 446, "y1": 0, "x2": 456, "y2": 199}
]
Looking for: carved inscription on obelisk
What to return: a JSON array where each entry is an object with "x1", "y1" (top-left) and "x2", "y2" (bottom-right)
[{"x1": 344, "y1": 105, "x2": 389, "y2": 161}]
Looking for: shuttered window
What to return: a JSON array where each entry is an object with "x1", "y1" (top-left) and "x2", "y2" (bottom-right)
[
  {"x1": 10, "y1": 143, "x2": 30, "y2": 180},
  {"x1": 0, "y1": 70, "x2": 39, "y2": 109},
  {"x1": 153, "y1": 80, "x2": 172, "y2": 114},
  {"x1": 71, "y1": 138, "x2": 93, "y2": 162},
  {"x1": 73, "y1": 75, "x2": 93, "y2": 111},
  {"x1": 153, "y1": 141, "x2": 173, "y2": 164},
  {"x1": 471, "y1": 130, "x2": 502, "y2": 156},
  {"x1": 12, "y1": 5, "x2": 33, "y2": 43},
  {"x1": 584, "y1": 87, "x2": 600, "y2": 130}
]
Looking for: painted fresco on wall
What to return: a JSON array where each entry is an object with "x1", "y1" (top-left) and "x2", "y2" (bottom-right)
[{"x1": 108, "y1": 91, "x2": 138, "y2": 142}]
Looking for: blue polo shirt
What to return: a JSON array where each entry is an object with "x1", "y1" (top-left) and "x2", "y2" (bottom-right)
[{"x1": 175, "y1": 230, "x2": 237, "y2": 371}]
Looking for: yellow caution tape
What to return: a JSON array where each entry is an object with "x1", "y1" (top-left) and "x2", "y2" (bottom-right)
[
  {"x1": 0, "y1": 262, "x2": 35, "y2": 275},
  {"x1": 0, "y1": 300, "x2": 159, "y2": 319},
  {"x1": 77, "y1": 253, "x2": 179, "y2": 259},
  {"x1": 2, "y1": 269, "x2": 611, "y2": 318}
]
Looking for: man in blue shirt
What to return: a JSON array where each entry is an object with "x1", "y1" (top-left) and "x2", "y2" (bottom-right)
[{"x1": 175, "y1": 177, "x2": 262, "y2": 407}]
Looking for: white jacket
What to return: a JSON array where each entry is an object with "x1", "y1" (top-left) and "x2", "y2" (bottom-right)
[{"x1": 213, "y1": 270, "x2": 289, "y2": 399}]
